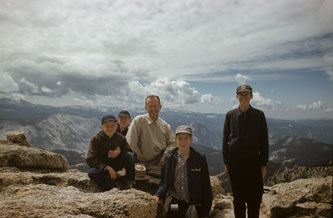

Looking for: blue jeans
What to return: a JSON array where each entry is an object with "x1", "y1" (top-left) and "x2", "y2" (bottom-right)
[{"x1": 88, "y1": 152, "x2": 135, "y2": 191}]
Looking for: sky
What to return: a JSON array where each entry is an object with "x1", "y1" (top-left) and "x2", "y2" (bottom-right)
[{"x1": 0, "y1": 0, "x2": 332, "y2": 120}]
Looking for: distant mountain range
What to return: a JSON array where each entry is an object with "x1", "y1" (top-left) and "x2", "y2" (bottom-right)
[
  {"x1": 1, "y1": 98, "x2": 332, "y2": 178},
  {"x1": 1, "y1": 98, "x2": 333, "y2": 147},
  {"x1": 269, "y1": 136, "x2": 332, "y2": 166}
]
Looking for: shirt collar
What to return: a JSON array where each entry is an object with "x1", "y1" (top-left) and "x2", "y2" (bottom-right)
[
  {"x1": 237, "y1": 105, "x2": 252, "y2": 116},
  {"x1": 101, "y1": 130, "x2": 116, "y2": 140},
  {"x1": 145, "y1": 113, "x2": 161, "y2": 125},
  {"x1": 173, "y1": 148, "x2": 193, "y2": 159}
]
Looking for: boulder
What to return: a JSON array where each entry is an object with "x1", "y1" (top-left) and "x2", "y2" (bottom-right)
[
  {"x1": 0, "y1": 184, "x2": 157, "y2": 218},
  {"x1": 6, "y1": 131, "x2": 32, "y2": 147},
  {"x1": 261, "y1": 177, "x2": 332, "y2": 218},
  {"x1": 0, "y1": 167, "x2": 99, "y2": 193},
  {"x1": 210, "y1": 194, "x2": 234, "y2": 218},
  {"x1": 0, "y1": 144, "x2": 69, "y2": 171},
  {"x1": 210, "y1": 176, "x2": 222, "y2": 198}
]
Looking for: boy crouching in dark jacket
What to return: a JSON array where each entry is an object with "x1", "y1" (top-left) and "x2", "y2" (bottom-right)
[
  {"x1": 86, "y1": 115, "x2": 135, "y2": 191},
  {"x1": 153, "y1": 125, "x2": 213, "y2": 218}
]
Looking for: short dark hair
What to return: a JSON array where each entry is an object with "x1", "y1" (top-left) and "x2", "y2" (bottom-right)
[{"x1": 145, "y1": 95, "x2": 161, "y2": 105}]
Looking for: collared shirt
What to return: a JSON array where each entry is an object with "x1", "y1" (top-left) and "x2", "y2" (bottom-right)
[
  {"x1": 170, "y1": 152, "x2": 189, "y2": 203},
  {"x1": 222, "y1": 105, "x2": 269, "y2": 166},
  {"x1": 154, "y1": 147, "x2": 213, "y2": 217},
  {"x1": 126, "y1": 113, "x2": 177, "y2": 162}
]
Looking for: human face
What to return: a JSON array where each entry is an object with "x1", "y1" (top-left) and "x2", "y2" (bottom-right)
[
  {"x1": 176, "y1": 133, "x2": 192, "y2": 150},
  {"x1": 117, "y1": 117, "x2": 130, "y2": 129},
  {"x1": 145, "y1": 97, "x2": 162, "y2": 121},
  {"x1": 236, "y1": 92, "x2": 253, "y2": 107},
  {"x1": 101, "y1": 121, "x2": 117, "y2": 137}
]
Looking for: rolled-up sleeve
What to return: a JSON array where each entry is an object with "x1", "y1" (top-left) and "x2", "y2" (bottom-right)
[{"x1": 126, "y1": 117, "x2": 141, "y2": 155}]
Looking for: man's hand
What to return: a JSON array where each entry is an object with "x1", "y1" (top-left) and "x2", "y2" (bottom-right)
[
  {"x1": 152, "y1": 195, "x2": 159, "y2": 202},
  {"x1": 224, "y1": 165, "x2": 229, "y2": 175},
  {"x1": 107, "y1": 167, "x2": 117, "y2": 180},
  {"x1": 159, "y1": 153, "x2": 166, "y2": 166},
  {"x1": 261, "y1": 166, "x2": 266, "y2": 179}
]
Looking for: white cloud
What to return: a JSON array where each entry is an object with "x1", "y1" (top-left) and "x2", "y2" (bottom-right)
[
  {"x1": 0, "y1": 0, "x2": 331, "y2": 84},
  {"x1": 252, "y1": 92, "x2": 280, "y2": 109},
  {"x1": 200, "y1": 94, "x2": 223, "y2": 105},
  {"x1": 296, "y1": 104, "x2": 307, "y2": 110},
  {"x1": 41, "y1": 86, "x2": 53, "y2": 94},
  {"x1": 115, "y1": 78, "x2": 221, "y2": 107},
  {"x1": 73, "y1": 97, "x2": 94, "y2": 106},
  {"x1": 235, "y1": 73, "x2": 251, "y2": 84},
  {"x1": 324, "y1": 107, "x2": 333, "y2": 112},
  {"x1": 0, "y1": 71, "x2": 19, "y2": 92},
  {"x1": 127, "y1": 78, "x2": 222, "y2": 107},
  {"x1": 69, "y1": 78, "x2": 222, "y2": 109},
  {"x1": 296, "y1": 100, "x2": 333, "y2": 112},
  {"x1": 0, "y1": 0, "x2": 332, "y2": 119},
  {"x1": 19, "y1": 77, "x2": 39, "y2": 94},
  {"x1": 326, "y1": 70, "x2": 333, "y2": 80}
]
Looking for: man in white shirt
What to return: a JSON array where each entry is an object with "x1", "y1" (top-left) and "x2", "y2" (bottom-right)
[{"x1": 126, "y1": 95, "x2": 177, "y2": 177}]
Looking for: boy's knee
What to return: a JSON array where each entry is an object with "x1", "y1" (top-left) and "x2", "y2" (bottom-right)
[
  {"x1": 125, "y1": 152, "x2": 135, "y2": 163},
  {"x1": 88, "y1": 168, "x2": 100, "y2": 178}
]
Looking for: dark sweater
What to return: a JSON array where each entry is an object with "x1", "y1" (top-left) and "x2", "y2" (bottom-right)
[
  {"x1": 222, "y1": 105, "x2": 269, "y2": 166},
  {"x1": 86, "y1": 131, "x2": 130, "y2": 170}
]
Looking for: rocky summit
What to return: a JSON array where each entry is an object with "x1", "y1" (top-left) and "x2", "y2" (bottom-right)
[
  {"x1": 0, "y1": 132, "x2": 332, "y2": 218},
  {"x1": 0, "y1": 132, "x2": 158, "y2": 218}
]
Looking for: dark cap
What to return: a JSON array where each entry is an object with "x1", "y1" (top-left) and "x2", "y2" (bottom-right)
[
  {"x1": 236, "y1": 84, "x2": 252, "y2": 94},
  {"x1": 118, "y1": 110, "x2": 130, "y2": 118},
  {"x1": 175, "y1": 125, "x2": 192, "y2": 136},
  {"x1": 101, "y1": 115, "x2": 117, "y2": 124}
]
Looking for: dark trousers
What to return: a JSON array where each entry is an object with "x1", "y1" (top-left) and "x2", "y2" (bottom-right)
[
  {"x1": 228, "y1": 156, "x2": 263, "y2": 218},
  {"x1": 166, "y1": 197, "x2": 200, "y2": 218},
  {"x1": 88, "y1": 152, "x2": 135, "y2": 191},
  {"x1": 233, "y1": 200, "x2": 261, "y2": 218}
]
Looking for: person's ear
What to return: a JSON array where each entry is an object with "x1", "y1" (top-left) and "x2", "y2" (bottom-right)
[{"x1": 144, "y1": 105, "x2": 147, "y2": 111}]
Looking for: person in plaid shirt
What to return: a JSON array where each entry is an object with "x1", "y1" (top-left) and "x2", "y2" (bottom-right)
[{"x1": 153, "y1": 125, "x2": 213, "y2": 218}]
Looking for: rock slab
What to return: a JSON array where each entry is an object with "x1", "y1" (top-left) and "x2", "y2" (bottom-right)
[{"x1": 0, "y1": 144, "x2": 69, "y2": 171}]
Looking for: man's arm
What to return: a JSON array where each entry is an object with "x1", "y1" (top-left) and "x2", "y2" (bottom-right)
[
  {"x1": 126, "y1": 117, "x2": 141, "y2": 155},
  {"x1": 222, "y1": 113, "x2": 231, "y2": 168},
  {"x1": 160, "y1": 124, "x2": 176, "y2": 165},
  {"x1": 259, "y1": 111, "x2": 269, "y2": 166},
  {"x1": 164, "y1": 124, "x2": 177, "y2": 153},
  {"x1": 154, "y1": 154, "x2": 169, "y2": 199}
]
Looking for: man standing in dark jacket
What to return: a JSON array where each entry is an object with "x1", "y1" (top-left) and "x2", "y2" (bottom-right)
[
  {"x1": 153, "y1": 125, "x2": 213, "y2": 218},
  {"x1": 223, "y1": 84, "x2": 269, "y2": 218},
  {"x1": 86, "y1": 115, "x2": 135, "y2": 191}
]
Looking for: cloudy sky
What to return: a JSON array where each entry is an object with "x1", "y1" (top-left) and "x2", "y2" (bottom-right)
[{"x1": 1, "y1": 0, "x2": 332, "y2": 119}]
